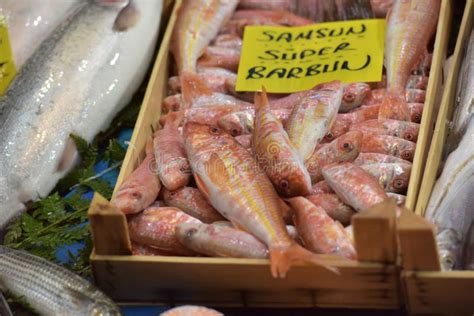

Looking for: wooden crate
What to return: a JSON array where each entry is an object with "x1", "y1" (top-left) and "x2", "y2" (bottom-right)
[
  {"x1": 404, "y1": 0, "x2": 453, "y2": 211},
  {"x1": 88, "y1": 0, "x2": 450, "y2": 308},
  {"x1": 399, "y1": 0, "x2": 474, "y2": 314}
]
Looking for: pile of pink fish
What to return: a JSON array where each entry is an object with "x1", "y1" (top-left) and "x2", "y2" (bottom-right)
[{"x1": 112, "y1": 0, "x2": 440, "y2": 278}]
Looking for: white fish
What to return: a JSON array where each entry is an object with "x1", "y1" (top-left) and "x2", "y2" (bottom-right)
[
  {"x1": 0, "y1": 0, "x2": 162, "y2": 227},
  {"x1": 0, "y1": 0, "x2": 82, "y2": 71},
  {"x1": 425, "y1": 117, "x2": 474, "y2": 270},
  {"x1": 448, "y1": 30, "x2": 474, "y2": 151}
]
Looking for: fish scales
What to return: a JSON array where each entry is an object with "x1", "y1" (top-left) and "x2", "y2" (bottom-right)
[
  {"x1": 0, "y1": 246, "x2": 119, "y2": 315},
  {"x1": 0, "y1": 0, "x2": 162, "y2": 227},
  {"x1": 286, "y1": 81, "x2": 343, "y2": 160}
]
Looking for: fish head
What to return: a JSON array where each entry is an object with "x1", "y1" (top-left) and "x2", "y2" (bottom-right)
[
  {"x1": 389, "y1": 163, "x2": 412, "y2": 193},
  {"x1": 112, "y1": 182, "x2": 154, "y2": 214},
  {"x1": 184, "y1": 122, "x2": 236, "y2": 163},
  {"x1": 159, "y1": 157, "x2": 191, "y2": 189},
  {"x1": 175, "y1": 221, "x2": 204, "y2": 245},
  {"x1": 342, "y1": 83, "x2": 371, "y2": 108},
  {"x1": 162, "y1": 95, "x2": 182, "y2": 113},
  {"x1": 334, "y1": 131, "x2": 363, "y2": 161},
  {"x1": 272, "y1": 161, "x2": 312, "y2": 197},
  {"x1": 398, "y1": 141, "x2": 416, "y2": 162},
  {"x1": 218, "y1": 111, "x2": 253, "y2": 136},
  {"x1": 409, "y1": 103, "x2": 423, "y2": 123},
  {"x1": 162, "y1": 187, "x2": 185, "y2": 204},
  {"x1": 323, "y1": 117, "x2": 350, "y2": 143},
  {"x1": 183, "y1": 122, "x2": 230, "y2": 148},
  {"x1": 401, "y1": 123, "x2": 420, "y2": 142}
]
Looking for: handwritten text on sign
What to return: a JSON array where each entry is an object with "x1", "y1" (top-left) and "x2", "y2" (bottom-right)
[{"x1": 236, "y1": 19, "x2": 386, "y2": 93}]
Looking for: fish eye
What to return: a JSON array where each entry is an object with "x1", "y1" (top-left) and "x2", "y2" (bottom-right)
[
  {"x1": 326, "y1": 132, "x2": 334, "y2": 140},
  {"x1": 131, "y1": 192, "x2": 142, "y2": 200},
  {"x1": 343, "y1": 92, "x2": 355, "y2": 103},
  {"x1": 179, "y1": 162, "x2": 190, "y2": 173},
  {"x1": 169, "y1": 191, "x2": 176, "y2": 197},
  {"x1": 186, "y1": 227, "x2": 198, "y2": 239},
  {"x1": 404, "y1": 132, "x2": 415, "y2": 142},
  {"x1": 230, "y1": 128, "x2": 240, "y2": 136},
  {"x1": 401, "y1": 150, "x2": 412, "y2": 160},
  {"x1": 342, "y1": 142, "x2": 352, "y2": 151},
  {"x1": 413, "y1": 113, "x2": 422, "y2": 123},
  {"x1": 210, "y1": 126, "x2": 220, "y2": 134},
  {"x1": 279, "y1": 179, "x2": 289, "y2": 189},
  {"x1": 394, "y1": 179, "x2": 405, "y2": 189}
]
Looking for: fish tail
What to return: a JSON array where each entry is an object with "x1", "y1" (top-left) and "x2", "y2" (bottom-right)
[
  {"x1": 181, "y1": 71, "x2": 213, "y2": 108},
  {"x1": 378, "y1": 93, "x2": 410, "y2": 121},
  {"x1": 269, "y1": 243, "x2": 340, "y2": 278},
  {"x1": 254, "y1": 86, "x2": 269, "y2": 111}
]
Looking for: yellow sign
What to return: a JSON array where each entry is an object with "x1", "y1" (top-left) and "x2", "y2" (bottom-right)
[
  {"x1": 0, "y1": 15, "x2": 16, "y2": 96},
  {"x1": 236, "y1": 19, "x2": 386, "y2": 93}
]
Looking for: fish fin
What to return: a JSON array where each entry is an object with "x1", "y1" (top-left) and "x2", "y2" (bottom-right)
[
  {"x1": 181, "y1": 71, "x2": 213, "y2": 108},
  {"x1": 378, "y1": 94, "x2": 410, "y2": 121},
  {"x1": 57, "y1": 138, "x2": 78, "y2": 172},
  {"x1": 114, "y1": 1, "x2": 140, "y2": 31},
  {"x1": 254, "y1": 86, "x2": 269, "y2": 111},
  {"x1": 269, "y1": 243, "x2": 340, "y2": 278}
]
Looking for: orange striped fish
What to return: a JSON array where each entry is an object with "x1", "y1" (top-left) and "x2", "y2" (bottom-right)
[
  {"x1": 171, "y1": 0, "x2": 239, "y2": 74},
  {"x1": 253, "y1": 89, "x2": 311, "y2": 197},
  {"x1": 289, "y1": 197, "x2": 356, "y2": 260},
  {"x1": 285, "y1": 81, "x2": 343, "y2": 161},
  {"x1": 184, "y1": 122, "x2": 338, "y2": 278},
  {"x1": 379, "y1": 0, "x2": 440, "y2": 120}
]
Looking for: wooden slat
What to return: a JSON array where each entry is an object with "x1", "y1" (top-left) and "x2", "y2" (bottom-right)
[
  {"x1": 91, "y1": 253, "x2": 400, "y2": 308},
  {"x1": 352, "y1": 200, "x2": 397, "y2": 263},
  {"x1": 405, "y1": 0, "x2": 453, "y2": 211},
  {"x1": 112, "y1": 0, "x2": 179, "y2": 198},
  {"x1": 415, "y1": 0, "x2": 474, "y2": 216},
  {"x1": 88, "y1": 193, "x2": 131, "y2": 256},
  {"x1": 397, "y1": 208, "x2": 441, "y2": 271},
  {"x1": 402, "y1": 1, "x2": 474, "y2": 314},
  {"x1": 403, "y1": 270, "x2": 474, "y2": 314}
]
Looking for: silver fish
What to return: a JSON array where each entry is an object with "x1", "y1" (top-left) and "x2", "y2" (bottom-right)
[
  {"x1": 0, "y1": 0, "x2": 162, "y2": 227},
  {"x1": 0, "y1": 246, "x2": 120, "y2": 315},
  {"x1": 425, "y1": 117, "x2": 474, "y2": 270},
  {"x1": 448, "y1": 30, "x2": 474, "y2": 152},
  {"x1": 0, "y1": 0, "x2": 82, "y2": 71}
]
